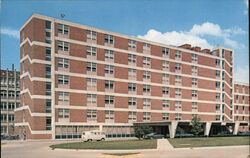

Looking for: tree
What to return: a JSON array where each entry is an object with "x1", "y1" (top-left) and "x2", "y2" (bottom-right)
[
  {"x1": 190, "y1": 116, "x2": 204, "y2": 137},
  {"x1": 133, "y1": 126, "x2": 153, "y2": 140}
]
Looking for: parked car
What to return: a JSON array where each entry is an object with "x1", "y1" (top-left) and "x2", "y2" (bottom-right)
[
  {"x1": 145, "y1": 133, "x2": 165, "y2": 139},
  {"x1": 237, "y1": 131, "x2": 250, "y2": 136},
  {"x1": 217, "y1": 131, "x2": 233, "y2": 136},
  {"x1": 82, "y1": 130, "x2": 106, "y2": 141},
  {"x1": 175, "y1": 133, "x2": 194, "y2": 138}
]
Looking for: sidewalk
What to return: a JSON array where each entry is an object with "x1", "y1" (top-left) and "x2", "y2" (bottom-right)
[{"x1": 157, "y1": 139, "x2": 174, "y2": 150}]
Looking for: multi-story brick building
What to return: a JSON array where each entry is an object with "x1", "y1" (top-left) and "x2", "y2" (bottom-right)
[
  {"x1": 1, "y1": 66, "x2": 20, "y2": 136},
  {"x1": 15, "y1": 13, "x2": 249, "y2": 139},
  {"x1": 233, "y1": 82, "x2": 249, "y2": 132}
]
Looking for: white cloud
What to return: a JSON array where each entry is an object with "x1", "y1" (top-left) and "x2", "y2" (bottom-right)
[
  {"x1": 190, "y1": 22, "x2": 223, "y2": 37},
  {"x1": 234, "y1": 65, "x2": 249, "y2": 84},
  {"x1": 138, "y1": 22, "x2": 245, "y2": 50},
  {"x1": 138, "y1": 29, "x2": 213, "y2": 49},
  {"x1": 1, "y1": 27, "x2": 19, "y2": 39}
]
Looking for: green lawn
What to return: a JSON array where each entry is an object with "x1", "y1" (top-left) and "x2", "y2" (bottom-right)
[
  {"x1": 168, "y1": 136, "x2": 250, "y2": 148},
  {"x1": 50, "y1": 139, "x2": 157, "y2": 150}
]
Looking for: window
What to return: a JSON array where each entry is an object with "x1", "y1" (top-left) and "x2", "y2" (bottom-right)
[
  {"x1": 58, "y1": 58, "x2": 69, "y2": 69},
  {"x1": 87, "y1": 78, "x2": 97, "y2": 87},
  {"x1": 87, "y1": 94, "x2": 97, "y2": 104},
  {"x1": 143, "y1": 43, "x2": 150, "y2": 51},
  {"x1": 216, "y1": 93, "x2": 220, "y2": 100},
  {"x1": 105, "y1": 65, "x2": 114, "y2": 74},
  {"x1": 143, "y1": 112, "x2": 150, "y2": 121},
  {"x1": 192, "y1": 102, "x2": 198, "y2": 110},
  {"x1": 222, "y1": 61, "x2": 225, "y2": 69},
  {"x1": 162, "y1": 87, "x2": 169, "y2": 95},
  {"x1": 222, "y1": 71, "x2": 225, "y2": 80},
  {"x1": 128, "y1": 40, "x2": 136, "y2": 48},
  {"x1": 128, "y1": 83, "x2": 136, "y2": 92},
  {"x1": 143, "y1": 57, "x2": 151, "y2": 66},
  {"x1": 175, "y1": 113, "x2": 182, "y2": 120},
  {"x1": 58, "y1": 92, "x2": 69, "y2": 102},
  {"x1": 105, "y1": 50, "x2": 114, "y2": 60},
  {"x1": 216, "y1": 104, "x2": 220, "y2": 111},
  {"x1": 216, "y1": 115, "x2": 220, "y2": 121},
  {"x1": 45, "y1": 64, "x2": 51, "y2": 78},
  {"x1": 192, "y1": 90, "x2": 198, "y2": 98},
  {"x1": 143, "y1": 71, "x2": 151, "y2": 80},
  {"x1": 87, "y1": 46, "x2": 97, "y2": 56},
  {"x1": 105, "y1": 95, "x2": 114, "y2": 104},
  {"x1": 87, "y1": 109, "x2": 97, "y2": 120},
  {"x1": 105, "y1": 110, "x2": 114, "y2": 120},
  {"x1": 8, "y1": 114, "x2": 14, "y2": 121},
  {"x1": 192, "y1": 78, "x2": 198, "y2": 86},
  {"x1": 175, "y1": 50, "x2": 181, "y2": 59},
  {"x1": 216, "y1": 70, "x2": 220, "y2": 78},
  {"x1": 162, "y1": 48, "x2": 169, "y2": 56},
  {"x1": 175, "y1": 63, "x2": 181, "y2": 71},
  {"x1": 128, "y1": 68, "x2": 136, "y2": 78},
  {"x1": 192, "y1": 66, "x2": 198, "y2": 75},
  {"x1": 143, "y1": 85, "x2": 151, "y2": 93},
  {"x1": 45, "y1": 31, "x2": 51, "y2": 44},
  {"x1": 45, "y1": 47, "x2": 51, "y2": 61},
  {"x1": 162, "y1": 113, "x2": 169, "y2": 120},
  {"x1": 104, "y1": 34, "x2": 114, "y2": 44},
  {"x1": 87, "y1": 62, "x2": 97, "y2": 72},
  {"x1": 216, "y1": 82, "x2": 220, "y2": 89},
  {"x1": 8, "y1": 103, "x2": 15, "y2": 110},
  {"x1": 86, "y1": 30, "x2": 97, "y2": 40},
  {"x1": 46, "y1": 117, "x2": 51, "y2": 130},
  {"x1": 58, "y1": 24, "x2": 69, "y2": 35},
  {"x1": 175, "y1": 101, "x2": 182, "y2": 110},
  {"x1": 58, "y1": 109, "x2": 69, "y2": 118},
  {"x1": 143, "y1": 98, "x2": 151, "y2": 107},
  {"x1": 175, "y1": 75, "x2": 182, "y2": 85},
  {"x1": 58, "y1": 75, "x2": 69, "y2": 85},
  {"x1": 162, "y1": 61, "x2": 169, "y2": 69},
  {"x1": 221, "y1": 49, "x2": 225, "y2": 58},
  {"x1": 1, "y1": 102, "x2": 7, "y2": 111},
  {"x1": 215, "y1": 59, "x2": 220, "y2": 67},
  {"x1": 58, "y1": 41, "x2": 69, "y2": 51},
  {"x1": 128, "y1": 54, "x2": 136, "y2": 63},
  {"x1": 128, "y1": 97, "x2": 136, "y2": 106},
  {"x1": 105, "y1": 80, "x2": 114, "y2": 89},
  {"x1": 162, "y1": 73, "x2": 169, "y2": 82},
  {"x1": 175, "y1": 88, "x2": 181, "y2": 97},
  {"x1": 46, "y1": 99, "x2": 51, "y2": 113},
  {"x1": 45, "y1": 21, "x2": 51, "y2": 30},
  {"x1": 46, "y1": 82, "x2": 51, "y2": 96},
  {"x1": 192, "y1": 54, "x2": 198, "y2": 61},
  {"x1": 128, "y1": 112, "x2": 137, "y2": 122},
  {"x1": 162, "y1": 100, "x2": 169, "y2": 108}
]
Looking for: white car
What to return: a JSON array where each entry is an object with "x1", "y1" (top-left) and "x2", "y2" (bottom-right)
[{"x1": 82, "y1": 130, "x2": 106, "y2": 141}]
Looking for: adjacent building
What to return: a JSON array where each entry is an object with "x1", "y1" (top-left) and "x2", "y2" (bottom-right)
[
  {"x1": 1, "y1": 66, "x2": 20, "y2": 136},
  {"x1": 15, "y1": 14, "x2": 249, "y2": 139}
]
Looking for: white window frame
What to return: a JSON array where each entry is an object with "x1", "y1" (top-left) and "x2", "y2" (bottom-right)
[
  {"x1": 175, "y1": 88, "x2": 181, "y2": 97},
  {"x1": 58, "y1": 24, "x2": 69, "y2": 35},
  {"x1": 128, "y1": 40, "x2": 136, "y2": 49},
  {"x1": 105, "y1": 95, "x2": 114, "y2": 104},
  {"x1": 105, "y1": 65, "x2": 114, "y2": 74},
  {"x1": 104, "y1": 34, "x2": 114, "y2": 44},
  {"x1": 87, "y1": 94, "x2": 97, "y2": 104},
  {"x1": 143, "y1": 57, "x2": 151, "y2": 66},
  {"x1": 128, "y1": 83, "x2": 136, "y2": 92},
  {"x1": 128, "y1": 97, "x2": 136, "y2": 106},
  {"x1": 87, "y1": 62, "x2": 97, "y2": 72},
  {"x1": 58, "y1": 75, "x2": 69, "y2": 85},
  {"x1": 105, "y1": 49, "x2": 114, "y2": 60},
  {"x1": 87, "y1": 46, "x2": 97, "y2": 56},
  {"x1": 87, "y1": 109, "x2": 97, "y2": 120},
  {"x1": 87, "y1": 30, "x2": 97, "y2": 40},
  {"x1": 87, "y1": 78, "x2": 97, "y2": 87},
  {"x1": 58, "y1": 92, "x2": 69, "y2": 102},
  {"x1": 58, "y1": 58, "x2": 69, "y2": 69},
  {"x1": 58, "y1": 41, "x2": 69, "y2": 51},
  {"x1": 143, "y1": 71, "x2": 151, "y2": 79},
  {"x1": 162, "y1": 87, "x2": 169, "y2": 95},
  {"x1": 58, "y1": 109, "x2": 69, "y2": 118},
  {"x1": 143, "y1": 84, "x2": 151, "y2": 93},
  {"x1": 143, "y1": 98, "x2": 151, "y2": 107}
]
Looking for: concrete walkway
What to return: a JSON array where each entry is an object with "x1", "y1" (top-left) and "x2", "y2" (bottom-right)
[{"x1": 157, "y1": 139, "x2": 174, "y2": 150}]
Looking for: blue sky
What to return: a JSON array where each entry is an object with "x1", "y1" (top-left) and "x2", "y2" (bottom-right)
[{"x1": 1, "y1": 0, "x2": 249, "y2": 83}]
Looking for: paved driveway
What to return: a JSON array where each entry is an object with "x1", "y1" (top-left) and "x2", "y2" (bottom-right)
[{"x1": 1, "y1": 140, "x2": 249, "y2": 158}]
